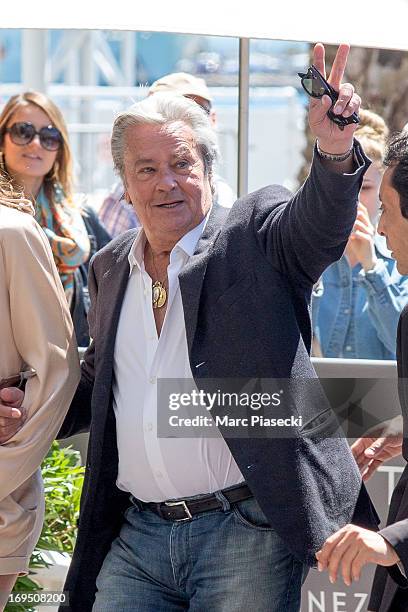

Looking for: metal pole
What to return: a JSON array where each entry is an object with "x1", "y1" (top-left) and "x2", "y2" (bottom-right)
[
  {"x1": 22, "y1": 30, "x2": 48, "y2": 92},
  {"x1": 238, "y1": 37, "x2": 250, "y2": 197},
  {"x1": 121, "y1": 31, "x2": 136, "y2": 86},
  {"x1": 79, "y1": 32, "x2": 97, "y2": 193},
  {"x1": 67, "y1": 33, "x2": 81, "y2": 173}
]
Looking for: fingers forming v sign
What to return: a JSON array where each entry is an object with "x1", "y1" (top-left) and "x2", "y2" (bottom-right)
[{"x1": 309, "y1": 43, "x2": 361, "y2": 153}]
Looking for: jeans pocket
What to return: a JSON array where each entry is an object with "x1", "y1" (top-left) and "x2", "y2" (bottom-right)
[
  {"x1": 123, "y1": 503, "x2": 137, "y2": 523},
  {"x1": 232, "y1": 497, "x2": 273, "y2": 531}
]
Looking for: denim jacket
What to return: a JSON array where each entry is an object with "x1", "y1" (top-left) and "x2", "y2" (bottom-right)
[{"x1": 312, "y1": 241, "x2": 408, "y2": 359}]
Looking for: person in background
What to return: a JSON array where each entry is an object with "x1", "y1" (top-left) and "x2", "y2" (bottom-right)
[
  {"x1": 312, "y1": 109, "x2": 408, "y2": 359},
  {"x1": 99, "y1": 72, "x2": 235, "y2": 238},
  {"x1": 0, "y1": 174, "x2": 79, "y2": 610},
  {"x1": 70, "y1": 197, "x2": 111, "y2": 346},
  {"x1": 0, "y1": 92, "x2": 110, "y2": 347},
  {"x1": 316, "y1": 131, "x2": 408, "y2": 612}
]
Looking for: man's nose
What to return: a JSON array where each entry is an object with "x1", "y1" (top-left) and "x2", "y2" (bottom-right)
[
  {"x1": 156, "y1": 167, "x2": 177, "y2": 191},
  {"x1": 377, "y1": 214, "x2": 385, "y2": 236}
]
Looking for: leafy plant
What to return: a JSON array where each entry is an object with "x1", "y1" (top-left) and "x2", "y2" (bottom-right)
[{"x1": 6, "y1": 442, "x2": 84, "y2": 612}]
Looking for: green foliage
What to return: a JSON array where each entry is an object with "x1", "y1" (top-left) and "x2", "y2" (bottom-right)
[
  {"x1": 36, "y1": 442, "x2": 84, "y2": 555},
  {"x1": 6, "y1": 442, "x2": 84, "y2": 612}
]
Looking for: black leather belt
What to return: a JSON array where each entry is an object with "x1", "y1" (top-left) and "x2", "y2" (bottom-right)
[{"x1": 133, "y1": 483, "x2": 253, "y2": 522}]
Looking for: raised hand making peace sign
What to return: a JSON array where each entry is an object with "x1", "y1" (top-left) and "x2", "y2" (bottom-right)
[{"x1": 308, "y1": 43, "x2": 361, "y2": 156}]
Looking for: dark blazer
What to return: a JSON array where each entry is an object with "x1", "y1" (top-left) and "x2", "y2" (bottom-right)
[
  {"x1": 369, "y1": 305, "x2": 408, "y2": 612},
  {"x1": 59, "y1": 146, "x2": 378, "y2": 611}
]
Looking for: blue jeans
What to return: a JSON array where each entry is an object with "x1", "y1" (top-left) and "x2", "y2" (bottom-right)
[{"x1": 93, "y1": 489, "x2": 307, "y2": 611}]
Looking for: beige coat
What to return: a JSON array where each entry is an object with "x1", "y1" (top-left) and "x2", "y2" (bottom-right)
[{"x1": 0, "y1": 204, "x2": 80, "y2": 575}]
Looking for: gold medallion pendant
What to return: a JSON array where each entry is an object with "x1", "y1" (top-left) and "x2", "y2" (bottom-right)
[{"x1": 152, "y1": 281, "x2": 167, "y2": 309}]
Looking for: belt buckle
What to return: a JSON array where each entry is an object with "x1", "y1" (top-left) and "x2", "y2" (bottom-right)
[{"x1": 164, "y1": 500, "x2": 192, "y2": 521}]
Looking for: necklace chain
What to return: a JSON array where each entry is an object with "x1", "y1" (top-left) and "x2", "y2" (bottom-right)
[{"x1": 147, "y1": 245, "x2": 167, "y2": 309}]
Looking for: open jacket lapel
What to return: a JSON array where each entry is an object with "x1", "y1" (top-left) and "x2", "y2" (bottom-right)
[
  {"x1": 96, "y1": 207, "x2": 228, "y2": 394},
  {"x1": 179, "y1": 205, "x2": 229, "y2": 352},
  {"x1": 97, "y1": 232, "x2": 137, "y2": 392}
]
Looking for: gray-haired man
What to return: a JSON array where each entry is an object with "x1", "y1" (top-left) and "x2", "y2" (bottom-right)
[
  {"x1": 98, "y1": 71, "x2": 235, "y2": 238},
  {"x1": 0, "y1": 44, "x2": 378, "y2": 611}
]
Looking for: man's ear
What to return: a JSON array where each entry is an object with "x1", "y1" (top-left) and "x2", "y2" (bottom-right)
[{"x1": 124, "y1": 190, "x2": 131, "y2": 205}]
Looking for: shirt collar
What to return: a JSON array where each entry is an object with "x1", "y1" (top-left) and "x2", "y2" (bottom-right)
[
  {"x1": 128, "y1": 210, "x2": 210, "y2": 274},
  {"x1": 128, "y1": 227, "x2": 146, "y2": 273}
]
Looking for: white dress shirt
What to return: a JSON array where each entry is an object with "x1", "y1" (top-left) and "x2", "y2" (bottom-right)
[{"x1": 113, "y1": 217, "x2": 244, "y2": 502}]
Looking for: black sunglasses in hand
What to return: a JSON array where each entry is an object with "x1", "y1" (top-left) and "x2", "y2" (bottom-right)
[
  {"x1": 298, "y1": 65, "x2": 360, "y2": 131},
  {"x1": 5, "y1": 121, "x2": 62, "y2": 151}
]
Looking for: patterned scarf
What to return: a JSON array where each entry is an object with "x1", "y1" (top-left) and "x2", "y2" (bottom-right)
[{"x1": 35, "y1": 186, "x2": 90, "y2": 306}]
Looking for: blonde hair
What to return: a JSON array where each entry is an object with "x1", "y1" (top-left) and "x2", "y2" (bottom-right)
[
  {"x1": 0, "y1": 172, "x2": 34, "y2": 215},
  {"x1": 0, "y1": 91, "x2": 73, "y2": 206},
  {"x1": 355, "y1": 109, "x2": 389, "y2": 166}
]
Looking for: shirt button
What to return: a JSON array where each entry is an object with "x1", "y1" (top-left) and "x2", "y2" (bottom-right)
[
  {"x1": 343, "y1": 308, "x2": 350, "y2": 314},
  {"x1": 146, "y1": 422, "x2": 153, "y2": 432},
  {"x1": 156, "y1": 470, "x2": 163, "y2": 478},
  {"x1": 345, "y1": 345, "x2": 352, "y2": 352},
  {"x1": 149, "y1": 376, "x2": 156, "y2": 384}
]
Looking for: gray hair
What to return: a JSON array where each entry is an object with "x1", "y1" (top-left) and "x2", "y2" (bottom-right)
[{"x1": 111, "y1": 93, "x2": 220, "y2": 185}]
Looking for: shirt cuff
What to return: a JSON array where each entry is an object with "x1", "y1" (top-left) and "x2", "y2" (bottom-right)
[
  {"x1": 398, "y1": 561, "x2": 407, "y2": 578},
  {"x1": 379, "y1": 525, "x2": 408, "y2": 588}
]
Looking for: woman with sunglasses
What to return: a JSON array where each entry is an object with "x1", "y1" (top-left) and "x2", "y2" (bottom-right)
[
  {"x1": 0, "y1": 92, "x2": 110, "y2": 346},
  {"x1": 0, "y1": 172, "x2": 79, "y2": 609}
]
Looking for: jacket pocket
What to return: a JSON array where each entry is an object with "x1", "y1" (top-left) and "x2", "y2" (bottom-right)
[{"x1": 299, "y1": 408, "x2": 340, "y2": 437}]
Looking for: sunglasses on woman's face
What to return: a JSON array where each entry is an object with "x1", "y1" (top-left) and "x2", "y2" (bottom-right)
[
  {"x1": 298, "y1": 64, "x2": 360, "y2": 131},
  {"x1": 4, "y1": 121, "x2": 62, "y2": 151}
]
